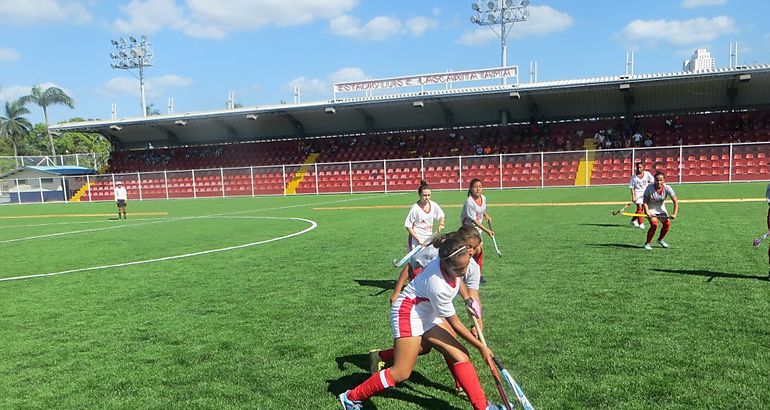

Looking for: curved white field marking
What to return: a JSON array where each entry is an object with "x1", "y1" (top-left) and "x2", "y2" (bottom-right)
[
  {"x1": 0, "y1": 216, "x2": 317, "y2": 283},
  {"x1": 0, "y1": 193, "x2": 388, "y2": 244}
]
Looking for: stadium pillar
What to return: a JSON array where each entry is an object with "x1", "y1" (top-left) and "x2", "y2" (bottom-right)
[
  {"x1": 62, "y1": 176, "x2": 68, "y2": 203},
  {"x1": 282, "y1": 165, "x2": 287, "y2": 196},
  {"x1": 540, "y1": 152, "x2": 544, "y2": 188},
  {"x1": 348, "y1": 162, "x2": 353, "y2": 194},
  {"x1": 192, "y1": 169, "x2": 197, "y2": 198},
  {"x1": 137, "y1": 172, "x2": 143, "y2": 201},
  {"x1": 39, "y1": 177, "x2": 44, "y2": 203},
  {"x1": 458, "y1": 157, "x2": 463, "y2": 191},
  {"x1": 728, "y1": 144, "x2": 733, "y2": 183},
  {"x1": 678, "y1": 146, "x2": 683, "y2": 184},
  {"x1": 250, "y1": 167, "x2": 255, "y2": 197},
  {"x1": 15, "y1": 179, "x2": 21, "y2": 204},
  {"x1": 420, "y1": 157, "x2": 425, "y2": 181},
  {"x1": 315, "y1": 163, "x2": 319, "y2": 195},
  {"x1": 164, "y1": 170, "x2": 169, "y2": 199},
  {"x1": 383, "y1": 160, "x2": 388, "y2": 193},
  {"x1": 499, "y1": 154, "x2": 503, "y2": 190}
]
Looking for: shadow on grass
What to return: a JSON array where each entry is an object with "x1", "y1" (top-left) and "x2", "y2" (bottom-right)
[
  {"x1": 355, "y1": 279, "x2": 395, "y2": 296},
  {"x1": 327, "y1": 373, "x2": 460, "y2": 410},
  {"x1": 652, "y1": 268, "x2": 769, "y2": 282},
  {"x1": 331, "y1": 353, "x2": 461, "y2": 409},
  {"x1": 579, "y1": 223, "x2": 627, "y2": 228},
  {"x1": 587, "y1": 243, "x2": 644, "y2": 249}
]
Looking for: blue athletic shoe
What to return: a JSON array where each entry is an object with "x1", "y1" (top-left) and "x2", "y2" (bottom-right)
[{"x1": 338, "y1": 391, "x2": 363, "y2": 410}]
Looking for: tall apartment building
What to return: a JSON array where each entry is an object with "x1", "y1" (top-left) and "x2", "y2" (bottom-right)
[{"x1": 683, "y1": 49, "x2": 716, "y2": 72}]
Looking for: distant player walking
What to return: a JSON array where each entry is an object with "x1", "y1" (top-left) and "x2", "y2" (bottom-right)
[
  {"x1": 391, "y1": 181, "x2": 445, "y2": 304},
  {"x1": 461, "y1": 179, "x2": 494, "y2": 284},
  {"x1": 642, "y1": 171, "x2": 679, "y2": 250},
  {"x1": 114, "y1": 181, "x2": 128, "y2": 220},
  {"x1": 629, "y1": 162, "x2": 654, "y2": 229}
]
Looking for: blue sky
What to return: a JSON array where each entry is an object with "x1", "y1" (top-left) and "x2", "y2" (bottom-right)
[{"x1": 1, "y1": 0, "x2": 768, "y2": 125}]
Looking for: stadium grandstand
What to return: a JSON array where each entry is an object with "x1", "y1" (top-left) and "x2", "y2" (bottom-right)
[{"x1": 41, "y1": 64, "x2": 770, "y2": 203}]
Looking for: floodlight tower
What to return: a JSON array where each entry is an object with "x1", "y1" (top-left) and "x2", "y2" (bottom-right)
[
  {"x1": 470, "y1": 0, "x2": 529, "y2": 85},
  {"x1": 110, "y1": 35, "x2": 154, "y2": 117}
]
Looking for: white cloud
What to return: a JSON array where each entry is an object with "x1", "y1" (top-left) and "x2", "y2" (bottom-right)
[
  {"x1": 0, "y1": 0, "x2": 91, "y2": 25},
  {"x1": 681, "y1": 0, "x2": 727, "y2": 8},
  {"x1": 330, "y1": 14, "x2": 438, "y2": 41},
  {"x1": 113, "y1": 0, "x2": 359, "y2": 39},
  {"x1": 284, "y1": 67, "x2": 368, "y2": 100},
  {"x1": 622, "y1": 16, "x2": 737, "y2": 45},
  {"x1": 0, "y1": 48, "x2": 19, "y2": 61},
  {"x1": 101, "y1": 74, "x2": 192, "y2": 98},
  {"x1": 329, "y1": 67, "x2": 367, "y2": 83},
  {"x1": 457, "y1": 5, "x2": 573, "y2": 45},
  {"x1": 0, "y1": 85, "x2": 30, "y2": 103},
  {"x1": 0, "y1": 82, "x2": 68, "y2": 105}
]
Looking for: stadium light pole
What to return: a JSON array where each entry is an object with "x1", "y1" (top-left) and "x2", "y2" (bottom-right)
[
  {"x1": 470, "y1": 0, "x2": 529, "y2": 85},
  {"x1": 110, "y1": 35, "x2": 154, "y2": 117}
]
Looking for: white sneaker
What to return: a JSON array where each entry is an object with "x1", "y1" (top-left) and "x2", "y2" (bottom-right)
[
  {"x1": 638, "y1": 223, "x2": 646, "y2": 230},
  {"x1": 658, "y1": 239, "x2": 669, "y2": 248},
  {"x1": 643, "y1": 243, "x2": 652, "y2": 250},
  {"x1": 631, "y1": 220, "x2": 639, "y2": 227}
]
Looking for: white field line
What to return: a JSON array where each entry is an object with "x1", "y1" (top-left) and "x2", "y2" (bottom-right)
[
  {"x1": 0, "y1": 193, "x2": 390, "y2": 229},
  {"x1": 0, "y1": 194, "x2": 388, "y2": 243},
  {"x1": 0, "y1": 217, "x2": 317, "y2": 283}
]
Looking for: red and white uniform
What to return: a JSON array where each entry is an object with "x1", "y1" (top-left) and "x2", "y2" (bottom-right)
[
  {"x1": 405, "y1": 200, "x2": 444, "y2": 250},
  {"x1": 629, "y1": 171, "x2": 654, "y2": 205},
  {"x1": 460, "y1": 195, "x2": 486, "y2": 232},
  {"x1": 409, "y1": 249, "x2": 480, "y2": 291},
  {"x1": 643, "y1": 184, "x2": 676, "y2": 215},
  {"x1": 390, "y1": 258, "x2": 461, "y2": 339}
]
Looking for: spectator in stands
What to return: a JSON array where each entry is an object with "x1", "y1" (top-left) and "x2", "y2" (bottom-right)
[
  {"x1": 483, "y1": 145, "x2": 492, "y2": 155},
  {"x1": 114, "y1": 181, "x2": 128, "y2": 220},
  {"x1": 643, "y1": 133, "x2": 654, "y2": 147},
  {"x1": 475, "y1": 145, "x2": 483, "y2": 155},
  {"x1": 632, "y1": 131, "x2": 643, "y2": 147}
]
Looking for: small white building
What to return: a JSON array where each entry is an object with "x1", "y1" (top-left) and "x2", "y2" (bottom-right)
[
  {"x1": 0, "y1": 166, "x2": 96, "y2": 204},
  {"x1": 683, "y1": 49, "x2": 716, "y2": 73}
]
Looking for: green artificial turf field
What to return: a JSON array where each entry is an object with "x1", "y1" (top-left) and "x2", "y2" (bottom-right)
[{"x1": 1, "y1": 182, "x2": 769, "y2": 409}]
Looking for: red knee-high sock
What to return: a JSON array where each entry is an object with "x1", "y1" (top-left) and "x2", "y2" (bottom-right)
[
  {"x1": 378, "y1": 348, "x2": 395, "y2": 363},
  {"x1": 444, "y1": 355, "x2": 462, "y2": 389},
  {"x1": 658, "y1": 219, "x2": 671, "y2": 240},
  {"x1": 348, "y1": 368, "x2": 395, "y2": 402},
  {"x1": 474, "y1": 247, "x2": 484, "y2": 274},
  {"x1": 646, "y1": 219, "x2": 658, "y2": 244},
  {"x1": 450, "y1": 361, "x2": 488, "y2": 410}
]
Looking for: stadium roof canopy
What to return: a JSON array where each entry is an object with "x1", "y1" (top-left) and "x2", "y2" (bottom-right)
[
  {"x1": 0, "y1": 166, "x2": 96, "y2": 180},
  {"x1": 51, "y1": 65, "x2": 770, "y2": 150}
]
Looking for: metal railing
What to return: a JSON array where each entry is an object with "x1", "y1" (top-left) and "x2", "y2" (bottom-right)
[{"x1": 2, "y1": 142, "x2": 769, "y2": 204}]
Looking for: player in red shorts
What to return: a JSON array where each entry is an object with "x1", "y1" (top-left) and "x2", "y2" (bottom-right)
[
  {"x1": 460, "y1": 179, "x2": 495, "y2": 284},
  {"x1": 339, "y1": 235, "x2": 499, "y2": 410}
]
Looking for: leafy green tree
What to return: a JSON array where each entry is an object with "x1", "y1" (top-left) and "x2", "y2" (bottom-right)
[
  {"x1": 0, "y1": 99, "x2": 33, "y2": 161},
  {"x1": 146, "y1": 103, "x2": 161, "y2": 116},
  {"x1": 19, "y1": 85, "x2": 75, "y2": 158}
]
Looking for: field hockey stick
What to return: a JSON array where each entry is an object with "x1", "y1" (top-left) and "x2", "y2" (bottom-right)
[
  {"x1": 487, "y1": 221, "x2": 502, "y2": 257},
  {"x1": 492, "y1": 356, "x2": 535, "y2": 410},
  {"x1": 391, "y1": 232, "x2": 440, "y2": 268},
  {"x1": 392, "y1": 245, "x2": 425, "y2": 268},
  {"x1": 470, "y1": 315, "x2": 513, "y2": 410},
  {"x1": 753, "y1": 231, "x2": 770, "y2": 247},
  {"x1": 611, "y1": 202, "x2": 632, "y2": 215},
  {"x1": 620, "y1": 212, "x2": 674, "y2": 220},
  {"x1": 471, "y1": 316, "x2": 535, "y2": 410}
]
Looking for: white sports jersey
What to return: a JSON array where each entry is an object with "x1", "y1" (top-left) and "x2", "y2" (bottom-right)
[
  {"x1": 629, "y1": 171, "x2": 654, "y2": 204},
  {"x1": 390, "y1": 258, "x2": 461, "y2": 339},
  {"x1": 405, "y1": 200, "x2": 445, "y2": 244},
  {"x1": 114, "y1": 186, "x2": 128, "y2": 201},
  {"x1": 409, "y1": 248, "x2": 480, "y2": 291},
  {"x1": 643, "y1": 184, "x2": 676, "y2": 214},
  {"x1": 460, "y1": 195, "x2": 487, "y2": 227}
]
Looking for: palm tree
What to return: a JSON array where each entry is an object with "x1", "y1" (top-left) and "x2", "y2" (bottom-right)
[
  {"x1": 20, "y1": 85, "x2": 74, "y2": 158},
  {"x1": 0, "y1": 99, "x2": 32, "y2": 165}
]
